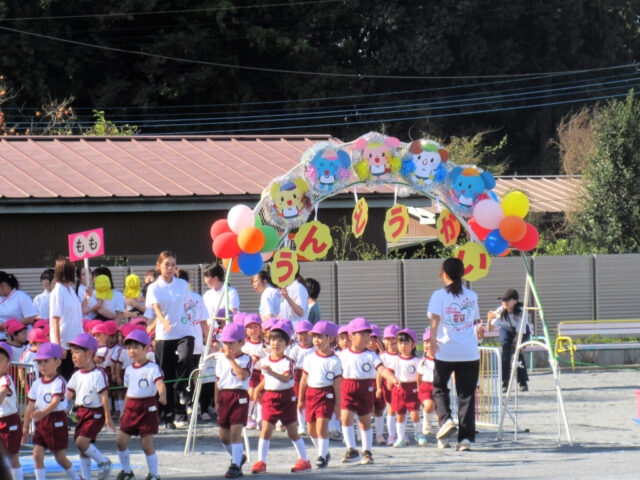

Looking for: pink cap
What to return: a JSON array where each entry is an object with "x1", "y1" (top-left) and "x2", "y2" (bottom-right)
[
  {"x1": 5, "y1": 319, "x2": 26, "y2": 336},
  {"x1": 270, "y1": 319, "x2": 292, "y2": 339},
  {"x1": 124, "y1": 329, "x2": 151, "y2": 347},
  {"x1": 295, "y1": 320, "x2": 313, "y2": 333},
  {"x1": 371, "y1": 325, "x2": 382, "y2": 338},
  {"x1": 337, "y1": 325, "x2": 349, "y2": 336},
  {"x1": 221, "y1": 323, "x2": 246, "y2": 343},
  {"x1": 33, "y1": 319, "x2": 49, "y2": 330},
  {"x1": 348, "y1": 317, "x2": 372, "y2": 334},
  {"x1": 130, "y1": 318, "x2": 147, "y2": 327},
  {"x1": 29, "y1": 327, "x2": 49, "y2": 343},
  {"x1": 34, "y1": 342, "x2": 64, "y2": 360},
  {"x1": 383, "y1": 324, "x2": 401, "y2": 338},
  {"x1": 68, "y1": 333, "x2": 98, "y2": 352},
  {"x1": 91, "y1": 322, "x2": 110, "y2": 335},
  {"x1": 243, "y1": 314, "x2": 261, "y2": 328},
  {"x1": 310, "y1": 320, "x2": 339, "y2": 337},
  {"x1": 422, "y1": 329, "x2": 431, "y2": 341},
  {"x1": 120, "y1": 323, "x2": 134, "y2": 338},
  {"x1": 398, "y1": 328, "x2": 417, "y2": 344}
]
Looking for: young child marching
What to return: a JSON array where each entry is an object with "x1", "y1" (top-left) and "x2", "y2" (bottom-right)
[
  {"x1": 251, "y1": 320, "x2": 311, "y2": 474},
  {"x1": 298, "y1": 321, "x2": 342, "y2": 468},
  {"x1": 0, "y1": 342, "x2": 23, "y2": 480},
  {"x1": 417, "y1": 330, "x2": 438, "y2": 444},
  {"x1": 66, "y1": 333, "x2": 115, "y2": 480},
  {"x1": 21, "y1": 342, "x2": 82, "y2": 480},
  {"x1": 340, "y1": 318, "x2": 399, "y2": 465},
  {"x1": 215, "y1": 323, "x2": 252, "y2": 479},
  {"x1": 287, "y1": 320, "x2": 315, "y2": 435},
  {"x1": 377, "y1": 324, "x2": 400, "y2": 446},
  {"x1": 116, "y1": 330, "x2": 166, "y2": 480},
  {"x1": 241, "y1": 314, "x2": 267, "y2": 430}
]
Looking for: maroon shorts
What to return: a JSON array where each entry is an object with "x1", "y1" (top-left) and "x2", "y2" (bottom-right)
[
  {"x1": 33, "y1": 410, "x2": 68, "y2": 452},
  {"x1": 341, "y1": 379, "x2": 374, "y2": 417},
  {"x1": 418, "y1": 382, "x2": 434, "y2": 403},
  {"x1": 249, "y1": 370, "x2": 262, "y2": 389},
  {"x1": 120, "y1": 397, "x2": 159, "y2": 437},
  {"x1": 0, "y1": 413, "x2": 21, "y2": 455},
  {"x1": 391, "y1": 382, "x2": 420, "y2": 414},
  {"x1": 305, "y1": 386, "x2": 335, "y2": 422},
  {"x1": 382, "y1": 383, "x2": 393, "y2": 405},
  {"x1": 293, "y1": 369, "x2": 303, "y2": 399},
  {"x1": 218, "y1": 389, "x2": 249, "y2": 429},
  {"x1": 262, "y1": 388, "x2": 297, "y2": 426},
  {"x1": 374, "y1": 389, "x2": 386, "y2": 411},
  {"x1": 75, "y1": 406, "x2": 106, "y2": 441}
]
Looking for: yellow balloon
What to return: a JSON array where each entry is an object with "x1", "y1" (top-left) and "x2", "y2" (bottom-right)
[{"x1": 501, "y1": 191, "x2": 530, "y2": 218}]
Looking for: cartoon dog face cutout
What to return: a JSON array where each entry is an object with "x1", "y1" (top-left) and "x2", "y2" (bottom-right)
[
  {"x1": 307, "y1": 148, "x2": 351, "y2": 192},
  {"x1": 353, "y1": 135, "x2": 402, "y2": 180},
  {"x1": 270, "y1": 178, "x2": 309, "y2": 219},
  {"x1": 401, "y1": 140, "x2": 449, "y2": 187},
  {"x1": 448, "y1": 166, "x2": 496, "y2": 208}
]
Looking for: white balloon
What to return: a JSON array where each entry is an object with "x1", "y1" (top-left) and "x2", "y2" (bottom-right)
[
  {"x1": 228, "y1": 205, "x2": 256, "y2": 234},
  {"x1": 473, "y1": 199, "x2": 504, "y2": 230}
]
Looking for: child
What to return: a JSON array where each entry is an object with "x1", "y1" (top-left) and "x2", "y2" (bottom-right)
[
  {"x1": 4, "y1": 319, "x2": 28, "y2": 363},
  {"x1": 288, "y1": 320, "x2": 315, "y2": 435},
  {"x1": 417, "y1": 330, "x2": 437, "y2": 442},
  {"x1": 116, "y1": 330, "x2": 167, "y2": 480},
  {"x1": 340, "y1": 318, "x2": 399, "y2": 465},
  {"x1": 298, "y1": 321, "x2": 342, "y2": 468},
  {"x1": 378, "y1": 324, "x2": 400, "y2": 446},
  {"x1": 21, "y1": 342, "x2": 81, "y2": 480},
  {"x1": 66, "y1": 333, "x2": 115, "y2": 480},
  {"x1": 367, "y1": 325, "x2": 386, "y2": 445},
  {"x1": 20, "y1": 327, "x2": 49, "y2": 381},
  {"x1": 241, "y1": 314, "x2": 267, "y2": 430},
  {"x1": 0, "y1": 342, "x2": 22, "y2": 480},
  {"x1": 335, "y1": 325, "x2": 350, "y2": 354},
  {"x1": 389, "y1": 329, "x2": 425, "y2": 447},
  {"x1": 250, "y1": 320, "x2": 311, "y2": 474},
  {"x1": 215, "y1": 322, "x2": 252, "y2": 479}
]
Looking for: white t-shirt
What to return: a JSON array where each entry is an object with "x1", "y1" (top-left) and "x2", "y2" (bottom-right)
[
  {"x1": 9, "y1": 344, "x2": 26, "y2": 363},
  {"x1": 288, "y1": 344, "x2": 315, "y2": 370},
  {"x1": 259, "y1": 286, "x2": 281, "y2": 319},
  {"x1": 32, "y1": 290, "x2": 51, "y2": 319},
  {"x1": 49, "y1": 283, "x2": 83, "y2": 350},
  {"x1": 185, "y1": 291, "x2": 208, "y2": 356},
  {"x1": 28, "y1": 375, "x2": 68, "y2": 412},
  {"x1": 203, "y1": 286, "x2": 240, "y2": 319},
  {"x1": 302, "y1": 351, "x2": 342, "y2": 388},
  {"x1": 96, "y1": 346, "x2": 112, "y2": 369},
  {"x1": 201, "y1": 354, "x2": 216, "y2": 384},
  {"x1": 489, "y1": 306, "x2": 532, "y2": 334},
  {"x1": 124, "y1": 361, "x2": 163, "y2": 398},
  {"x1": 19, "y1": 348, "x2": 39, "y2": 379},
  {"x1": 67, "y1": 367, "x2": 108, "y2": 408},
  {"x1": 0, "y1": 374, "x2": 18, "y2": 417},
  {"x1": 111, "y1": 345, "x2": 133, "y2": 371},
  {"x1": 279, "y1": 280, "x2": 308, "y2": 325},
  {"x1": 262, "y1": 356, "x2": 294, "y2": 391},
  {"x1": 0, "y1": 290, "x2": 38, "y2": 340},
  {"x1": 340, "y1": 349, "x2": 382, "y2": 380},
  {"x1": 387, "y1": 355, "x2": 420, "y2": 383},
  {"x1": 145, "y1": 277, "x2": 192, "y2": 341},
  {"x1": 241, "y1": 340, "x2": 268, "y2": 372},
  {"x1": 417, "y1": 356, "x2": 435, "y2": 383},
  {"x1": 427, "y1": 286, "x2": 481, "y2": 362},
  {"x1": 215, "y1": 353, "x2": 252, "y2": 391},
  {"x1": 380, "y1": 351, "x2": 398, "y2": 369}
]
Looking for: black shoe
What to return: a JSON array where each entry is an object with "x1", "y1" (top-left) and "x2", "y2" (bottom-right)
[
  {"x1": 315, "y1": 453, "x2": 330, "y2": 468},
  {"x1": 163, "y1": 422, "x2": 176, "y2": 430},
  {"x1": 519, "y1": 384, "x2": 528, "y2": 392},
  {"x1": 341, "y1": 448, "x2": 359, "y2": 463},
  {"x1": 179, "y1": 392, "x2": 190, "y2": 406},
  {"x1": 361, "y1": 450, "x2": 374, "y2": 465},
  {"x1": 241, "y1": 453, "x2": 247, "y2": 466},
  {"x1": 225, "y1": 463, "x2": 243, "y2": 478}
]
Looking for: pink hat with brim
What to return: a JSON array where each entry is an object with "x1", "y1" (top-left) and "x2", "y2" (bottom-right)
[
  {"x1": 124, "y1": 329, "x2": 151, "y2": 347},
  {"x1": 103, "y1": 321, "x2": 118, "y2": 336},
  {"x1": 348, "y1": 317, "x2": 372, "y2": 334},
  {"x1": 34, "y1": 319, "x2": 49, "y2": 330},
  {"x1": 383, "y1": 324, "x2": 401, "y2": 338},
  {"x1": 398, "y1": 328, "x2": 417, "y2": 344},
  {"x1": 310, "y1": 320, "x2": 339, "y2": 337},
  {"x1": 270, "y1": 319, "x2": 292, "y2": 339},
  {"x1": 34, "y1": 342, "x2": 64, "y2": 360},
  {"x1": 131, "y1": 318, "x2": 147, "y2": 327},
  {"x1": 5, "y1": 319, "x2": 26, "y2": 336},
  {"x1": 221, "y1": 323, "x2": 246, "y2": 342},
  {"x1": 295, "y1": 320, "x2": 313, "y2": 333},
  {"x1": 120, "y1": 323, "x2": 134, "y2": 338},
  {"x1": 91, "y1": 322, "x2": 111, "y2": 335},
  {"x1": 422, "y1": 329, "x2": 431, "y2": 341},
  {"x1": 29, "y1": 328, "x2": 49, "y2": 343}
]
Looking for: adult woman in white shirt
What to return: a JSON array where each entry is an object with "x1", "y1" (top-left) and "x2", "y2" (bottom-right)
[
  {"x1": 0, "y1": 271, "x2": 38, "y2": 341},
  {"x1": 279, "y1": 273, "x2": 308, "y2": 327},
  {"x1": 32, "y1": 268, "x2": 54, "y2": 319},
  {"x1": 427, "y1": 258, "x2": 483, "y2": 451},
  {"x1": 251, "y1": 270, "x2": 280, "y2": 321},
  {"x1": 202, "y1": 264, "x2": 240, "y2": 317}
]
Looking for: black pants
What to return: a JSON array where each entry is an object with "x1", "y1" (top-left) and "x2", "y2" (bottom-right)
[
  {"x1": 500, "y1": 327, "x2": 529, "y2": 387},
  {"x1": 155, "y1": 336, "x2": 195, "y2": 423},
  {"x1": 60, "y1": 352, "x2": 75, "y2": 381},
  {"x1": 433, "y1": 359, "x2": 479, "y2": 442}
]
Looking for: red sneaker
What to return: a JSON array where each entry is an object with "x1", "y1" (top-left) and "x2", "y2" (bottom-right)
[
  {"x1": 291, "y1": 459, "x2": 312, "y2": 472},
  {"x1": 251, "y1": 461, "x2": 267, "y2": 474}
]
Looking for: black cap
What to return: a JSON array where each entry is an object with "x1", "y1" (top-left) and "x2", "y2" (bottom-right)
[{"x1": 499, "y1": 289, "x2": 519, "y2": 301}]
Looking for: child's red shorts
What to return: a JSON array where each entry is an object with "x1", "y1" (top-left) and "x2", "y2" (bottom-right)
[
  {"x1": 391, "y1": 382, "x2": 420, "y2": 414},
  {"x1": 341, "y1": 379, "x2": 374, "y2": 416},
  {"x1": 418, "y1": 382, "x2": 434, "y2": 402},
  {"x1": 120, "y1": 397, "x2": 159, "y2": 437},
  {"x1": 305, "y1": 386, "x2": 335, "y2": 422},
  {"x1": 293, "y1": 369, "x2": 303, "y2": 400},
  {"x1": 33, "y1": 410, "x2": 68, "y2": 452},
  {"x1": 217, "y1": 389, "x2": 249, "y2": 429},
  {"x1": 262, "y1": 388, "x2": 297, "y2": 426},
  {"x1": 0, "y1": 413, "x2": 21, "y2": 455},
  {"x1": 249, "y1": 370, "x2": 262, "y2": 389},
  {"x1": 75, "y1": 406, "x2": 106, "y2": 441}
]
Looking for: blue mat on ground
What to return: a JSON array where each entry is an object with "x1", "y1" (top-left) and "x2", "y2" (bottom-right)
[{"x1": 18, "y1": 457, "x2": 124, "y2": 474}]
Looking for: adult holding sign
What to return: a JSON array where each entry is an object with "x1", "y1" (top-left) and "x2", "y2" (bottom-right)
[{"x1": 145, "y1": 250, "x2": 193, "y2": 429}]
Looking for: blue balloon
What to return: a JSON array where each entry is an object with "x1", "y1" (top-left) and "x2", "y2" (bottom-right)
[
  {"x1": 238, "y1": 251, "x2": 263, "y2": 276},
  {"x1": 484, "y1": 229, "x2": 509, "y2": 255}
]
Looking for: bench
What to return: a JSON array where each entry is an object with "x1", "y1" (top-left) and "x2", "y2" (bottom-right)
[{"x1": 554, "y1": 320, "x2": 640, "y2": 369}]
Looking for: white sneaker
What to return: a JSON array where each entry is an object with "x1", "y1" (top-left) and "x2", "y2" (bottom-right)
[
  {"x1": 174, "y1": 419, "x2": 188, "y2": 428},
  {"x1": 436, "y1": 419, "x2": 456, "y2": 440},
  {"x1": 97, "y1": 458, "x2": 112, "y2": 480},
  {"x1": 437, "y1": 439, "x2": 450, "y2": 449},
  {"x1": 457, "y1": 439, "x2": 471, "y2": 451}
]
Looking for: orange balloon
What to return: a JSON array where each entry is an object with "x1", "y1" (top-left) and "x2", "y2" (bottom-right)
[
  {"x1": 237, "y1": 226, "x2": 265, "y2": 254},
  {"x1": 498, "y1": 248, "x2": 510, "y2": 257},
  {"x1": 222, "y1": 257, "x2": 240, "y2": 273},
  {"x1": 499, "y1": 215, "x2": 527, "y2": 242}
]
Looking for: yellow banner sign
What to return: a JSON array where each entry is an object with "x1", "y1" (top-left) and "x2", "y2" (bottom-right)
[
  {"x1": 383, "y1": 203, "x2": 409, "y2": 242},
  {"x1": 454, "y1": 241, "x2": 492, "y2": 282},
  {"x1": 271, "y1": 248, "x2": 299, "y2": 288},
  {"x1": 351, "y1": 197, "x2": 369, "y2": 238},
  {"x1": 294, "y1": 221, "x2": 333, "y2": 261},
  {"x1": 437, "y1": 209, "x2": 460, "y2": 247}
]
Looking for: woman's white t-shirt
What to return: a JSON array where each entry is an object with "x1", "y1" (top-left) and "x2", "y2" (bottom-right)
[
  {"x1": 260, "y1": 285, "x2": 281, "y2": 319},
  {"x1": 427, "y1": 286, "x2": 480, "y2": 362},
  {"x1": 279, "y1": 280, "x2": 308, "y2": 325},
  {"x1": 145, "y1": 277, "x2": 192, "y2": 341},
  {"x1": 0, "y1": 290, "x2": 38, "y2": 340},
  {"x1": 32, "y1": 290, "x2": 51, "y2": 319},
  {"x1": 49, "y1": 283, "x2": 83, "y2": 350},
  {"x1": 203, "y1": 285, "x2": 240, "y2": 319}
]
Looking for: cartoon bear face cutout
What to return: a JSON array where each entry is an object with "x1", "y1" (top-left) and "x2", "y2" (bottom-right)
[
  {"x1": 401, "y1": 140, "x2": 449, "y2": 187},
  {"x1": 352, "y1": 135, "x2": 402, "y2": 181},
  {"x1": 270, "y1": 178, "x2": 309, "y2": 219},
  {"x1": 309, "y1": 148, "x2": 351, "y2": 192}
]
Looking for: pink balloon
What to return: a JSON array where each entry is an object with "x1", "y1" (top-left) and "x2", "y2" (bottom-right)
[
  {"x1": 473, "y1": 199, "x2": 505, "y2": 230},
  {"x1": 227, "y1": 205, "x2": 255, "y2": 235},
  {"x1": 260, "y1": 251, "x2": 274, "y2": 262}
]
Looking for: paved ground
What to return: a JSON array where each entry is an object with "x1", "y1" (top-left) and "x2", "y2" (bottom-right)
[{"x1": 19, "y1": 367, "x2": 640, "y2": 479}]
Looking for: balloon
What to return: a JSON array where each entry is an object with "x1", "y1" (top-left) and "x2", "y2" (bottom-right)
[
  {"x1": 501, "y1": 191, "x2": 530, "y2": 218},
  {"x1": 237, "y1": 226, "x2": 265, "y2": 254},
  {"x1": 259, "y1": 225, "x2": 280, "y2": 252},
  {"x1": 227, "y1": 205, "x2": 255, "y2": 235},
  {"x1": 498, "y1": 249, "x2": 510, "y2": 257},
  {"x1": 261, "y1": 251, "x2": 274, "y2": 262},
  {"x1": 210, "y1": 219, "x2": 231, "y2": 241},
  {"x1": 484, "y1": 229, "x2": 509, "y2": 255},
  {"x1": 238, "y1": 251, "x2": 263, "y2": 276},
  {"x1": 467, "y1": 217, "x2": 492, "y2": 241},
  {"x1": 499, "y1": 215, "x2": 527, "y2": 242},
  {"x1": 255, "y1": 215, "x2": 262, "y2": 227},
  {"x1": 473, "y1": 199, "x2": 504, "y2": 230},
  {"x1": 511, "y1": 223, "x2": 540, "y2": 251},
  {"x1": 222, "y1": 257, "x2": 240, "y2": 273},
  {"x1": 212, "y1": 232, "x2": 241, "y2": 259}
]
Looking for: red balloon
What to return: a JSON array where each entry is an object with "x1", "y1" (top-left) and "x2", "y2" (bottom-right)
[
  {"x1": 210, "y1": 219, "x2": 232, "y2": 241},
  {"x1": 468, "y1": 217, "x2": 492, "y2": 241},
  {"x1": 212, "y1": 232, "x2": 241, "y2": 259},
  {"x1": 511, "y1": 223, "x2": 539, "y2": 251}
]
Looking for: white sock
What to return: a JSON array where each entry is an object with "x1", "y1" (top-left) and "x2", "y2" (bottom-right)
[
  {"x1": 360, "y1": 428, "x2": 372, "y2": 452},
  {"x1": 35, "y1": 469, "x2": 46, "y2": 480},
  {"x1": 387, "y1": 413, "x2": 397, "y2": 437},
  {"x1": 342, "y1": 425, "x2": 356, "y2": 449},
  {"x1": 85, "y1": 444, "x2": 107, "y2": 464},
  {"x1": 309, "y1": 436, "x2": 318, "y2": 449},
  {"x1": 146, "y1": 453, "x2": 158, "y2": 476},
  {"x1": 396, "y1": 421, "x2": 406, "y2": 440},
  {"x1": 231, "y1": 443, "x2": 243, "y2": 466},
  {"x1": 297, "y1": 410, "x2": 305, "y2": 430},
  {"x1": 428, "y1": 411, "x2": 437, "y2": 425},
  {"x1": 118, "y1": 449, "x2": 131, "y2": 473},
  {"x1": 292, "y1": 438, "x2": 308, "y2": 461},
  {"x1": 222, "y1": 442, "x2": 232, "y2": 456},
  {"x1": 255, "y1": 403, "x2": 262, "y2": 423},
  {"x1": 258, "y1": 438, "x2": 270, "y2": 463},
  {"x1": 12, "y1": 467, "x2": 24, "y2": 480},
  {"x1": 329, "y1": 414, "x2": 340, "y2": 432},
  {"x1": 249, "y1": 401, "x2": 255, "y2": 419},
  {"x1": 116, "y1": 399, "x2": 124, "y2": 411},
  {"x1": 413, "y1": 421, "x2": 422, "y2": 437},
  {"x1": 374, "y1": 415, "x2": 384, "y2": 437},
  {"x1": 79, "y1": 457, "x2": 91, "y2": 480},
  {"x1": 64, "y1": 467, "x2": 79, "y2": 480},
  {"x1": 318, "y1": 437, "x2": 330, "y2": 458}
]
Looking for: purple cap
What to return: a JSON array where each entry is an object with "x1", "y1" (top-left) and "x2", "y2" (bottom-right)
[
  {"x1": 270, "y1": 319, "x2": 292, "y2": 339},
  {"x1": 221, "y1": 323, "x2": 246, "y2": 342},
  {"x1": 34, "y1": 342, "x2": 64, "y2": 360},
  {"x1": 0, "y1": 342, "x2": 13, "y2": 360},
  {"x1": 233, "y1": 312, "x2": 246, "y2": 326},
  {"x1": 383, "y1": 324, "x2": 401, "y2": 338},
  {"x1": 295, "y1": 320, "x2": 313, "y2": 333},
  {"x1": 216, "y1": 308, "x2": 229, "y2": 319},
  {"x1": 337, "y1": 325, "x2": 349, "y2": 336},
  {"x1": 244, "y1": 314, "x2": 261, "y2": 328},
  {"x1": 398, "y1": 328, "x2": 417, "y2": 344},
  {"x1": 422, "y1": 329, "x2": 431, "y2": 341},
  {"x1": 311, "y1": 320, "x2": 339, "y2": 337},
  {"x1": 68, "y1": 333, "x2": 99, "y2": 352},
  {"x1": 262, "y1": 317, "x2": 274, "y2": 331},
  {"x1": 348, "y1": 317, "x2": 372, "y2": 334},
  {"x1": 124, "y1": 329, "x2": 151, "y2": 347},
  {"x1": 371, "y1": 325, "x2": 382, "y2": 338}
]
